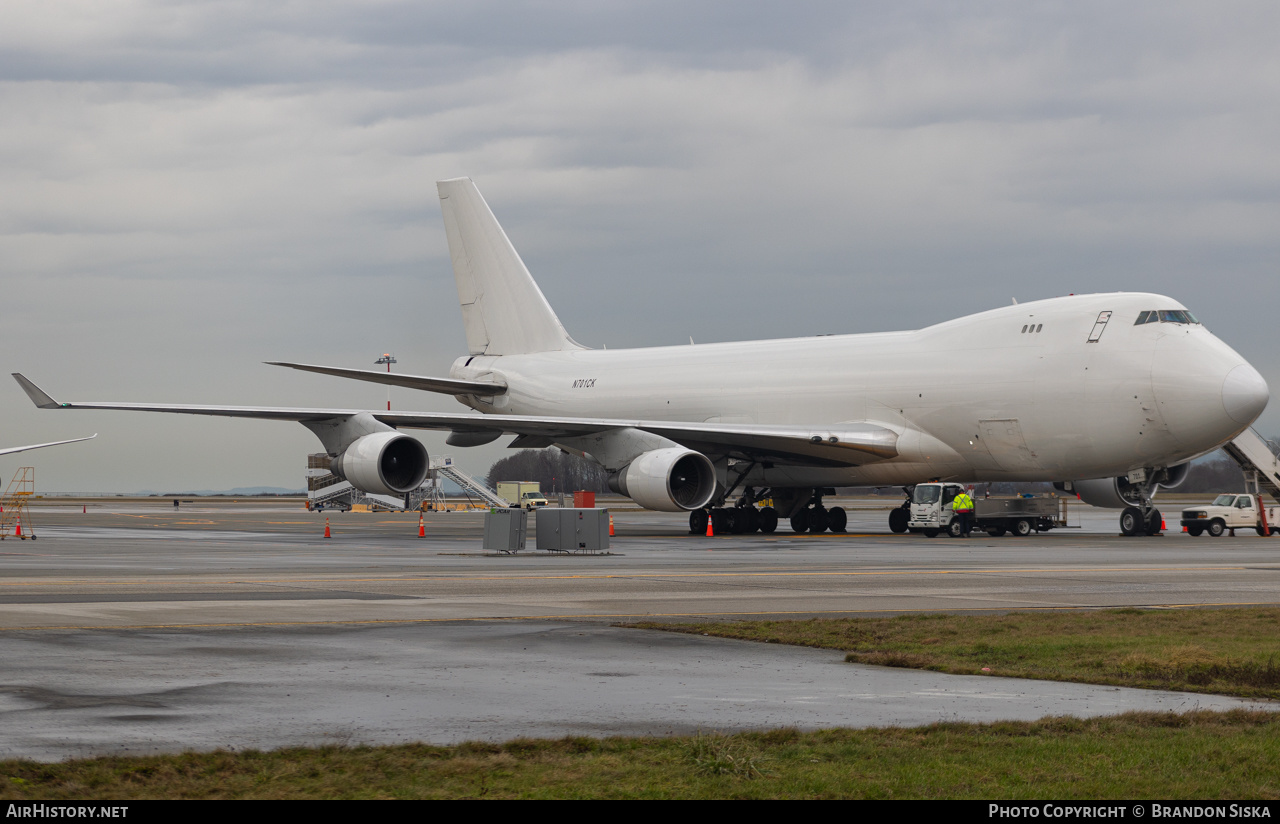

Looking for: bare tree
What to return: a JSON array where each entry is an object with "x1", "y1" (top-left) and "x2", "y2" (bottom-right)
[{"x1": 486, "y1": 449, "x2": 610, "y2": 494}]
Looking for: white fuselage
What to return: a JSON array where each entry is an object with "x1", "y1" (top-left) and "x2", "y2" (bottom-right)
[{"x1": 450, "y1": 292, "x2": 1266, "y2": 488}]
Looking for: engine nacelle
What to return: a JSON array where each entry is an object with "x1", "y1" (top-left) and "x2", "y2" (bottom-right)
[
  {"x1": 1156, "y1": 462, "x2": 1190, "y2": 490},
  {"x1": 1056, "y1": 463, "x2": 1190, "y2": 508},
  {"x1": 330, "y1": 432, "x2": 429, "y2": 496},
  {"x1": 609, "y1": 447, "x2": 717, "y2": 512}
]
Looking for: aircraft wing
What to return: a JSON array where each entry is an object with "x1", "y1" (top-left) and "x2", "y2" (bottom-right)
[
  {"x1": 265, "y1": 362, "x2": 507, "y2": 397},
  {"x1": 0, "y1": 433, "x2": 96, "y2": 457},
  {"x1": 13, "y1": 374, "x2": 897, "y2": 467}
]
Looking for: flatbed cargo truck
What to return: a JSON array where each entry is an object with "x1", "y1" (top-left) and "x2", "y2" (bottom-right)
[{"x1": 908, "y1": 482, "x2": 1059, "y2": 537}]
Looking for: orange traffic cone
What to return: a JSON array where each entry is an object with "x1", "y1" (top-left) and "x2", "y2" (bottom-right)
[
  {"x1": 609, "y1": 513, "x2": 615, "y2": 537},
  {"x1": 324, "y1": 516, "x2": 331, "y2": 539},
  {"x1": 1161, "y1": 519, "x2": 1167, "y2": 531},
  {"x1": 14, "y1": 517, "x2": 21, "y2": 538},
  {"x1": 418, "y1": 512, "x2": 425, "y2": 538},
  {"x1": 706, "y1": 511, "x2": 714, "y2": 537}
]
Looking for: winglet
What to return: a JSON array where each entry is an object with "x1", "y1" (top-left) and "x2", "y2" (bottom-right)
[{"x1": 11, "y1": 374, "x2": 64, "y2": 409}]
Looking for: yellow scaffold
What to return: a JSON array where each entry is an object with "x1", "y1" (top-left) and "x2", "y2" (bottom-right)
[{"x1": 0, "y1": 467, "x2": 36, "y2": 540}]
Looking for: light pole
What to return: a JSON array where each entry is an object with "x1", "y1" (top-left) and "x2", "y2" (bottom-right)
[{"x1": 375, "y1": 353, "x2": 396, "y2": 410}]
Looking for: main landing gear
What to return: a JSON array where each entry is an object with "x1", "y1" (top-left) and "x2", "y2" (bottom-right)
[
  {"x1": 888, "y1": 488, "x2": 912, "y2": 534},
  {"x1": 788, "y1": 495, "x2": 847, "y2": 534},
  {"x1": 688, "y1": 487, "x2": 846, "y2": 535}
]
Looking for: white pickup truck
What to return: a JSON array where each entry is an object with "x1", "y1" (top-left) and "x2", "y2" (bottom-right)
[{"x1": 1179, "y1": 494, "x2": 1280, "y2": 537}]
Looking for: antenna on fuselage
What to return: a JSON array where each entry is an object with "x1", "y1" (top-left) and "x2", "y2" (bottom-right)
[{"x1": 1012, "y1": 298, "x2": 1018, "y2": 305}]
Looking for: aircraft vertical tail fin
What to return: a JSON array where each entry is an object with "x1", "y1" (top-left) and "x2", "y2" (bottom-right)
[{"x1": 436, "y1": 177, "x2": 582, "y2": 356}]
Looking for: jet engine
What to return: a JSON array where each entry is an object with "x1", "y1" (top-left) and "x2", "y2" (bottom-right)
[
  {"x1": 1056, "y1": 463, "x2": 1190, "y2": 509},
  {"x1": 330, "y1": 432, "x2": 429, "y2": 496},
  {"x1": 608, "y1": 447, "x2": 717, "y2": 512}
]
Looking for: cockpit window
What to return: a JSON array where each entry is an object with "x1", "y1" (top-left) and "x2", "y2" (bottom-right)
[{"x1": 1136, "y1": 309, "x2": 1198, "y2": 325}]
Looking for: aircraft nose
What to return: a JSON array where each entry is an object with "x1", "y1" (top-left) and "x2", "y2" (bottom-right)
[
  {"x1": 1222, "y1": 362, "x2": 1269, "y2": 425},
  {"x1": 1151, "y1": 331, "x2": 1267, "y2": 450}
]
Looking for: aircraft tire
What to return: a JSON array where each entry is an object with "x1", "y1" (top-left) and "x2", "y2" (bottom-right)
[
  {"x1": 759, "y1": 507, "x2": 779, "y2": 533},
  {"x1": 790, "y1": 509, "x2": 810, "y2": 534},
  {"x1": 809, "y1": 507, "x2": 830, "y2": 533},
  {"x1": 888, "y1": 508, "x2": 909, "y2": 534},
  {"x1": 690, "y1": 509, "x2": 708, "y2": 534},
  {"x1": 1144, "y1": 509, "x2": 1163, "y2": 536},
  {"x1": 1119, "y1": 507, "x2": 1144, "y2": 536},
  {"x1": 828, "y1": 507, "x2": 847, "y2": 533}
]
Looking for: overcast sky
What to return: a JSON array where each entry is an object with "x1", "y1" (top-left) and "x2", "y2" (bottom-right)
[{"x1": 2, "y1": 1, "x2": 1277, "y2": 492}]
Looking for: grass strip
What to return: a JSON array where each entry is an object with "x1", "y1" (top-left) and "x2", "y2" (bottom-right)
[
  {"x1": 3, "y1": 711, "x2": 1279, "y2": 799},
  {"x1": 627, "y1": 607, "x2": 1280, "y2": 699}
]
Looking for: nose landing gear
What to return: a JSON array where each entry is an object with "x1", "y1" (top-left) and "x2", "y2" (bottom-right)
[{"x1": 1119, "y1": 471, "x2": 1165, "y2": 536}]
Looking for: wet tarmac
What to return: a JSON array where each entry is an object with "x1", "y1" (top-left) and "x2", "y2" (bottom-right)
[{"x1": 1, "y1": 497, "x2": 1277, "y2": 760}]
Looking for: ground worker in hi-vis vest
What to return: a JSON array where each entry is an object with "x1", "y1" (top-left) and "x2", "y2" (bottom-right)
[{"x1": 953, "y1": 488, "x2": 975, "y2": 537}]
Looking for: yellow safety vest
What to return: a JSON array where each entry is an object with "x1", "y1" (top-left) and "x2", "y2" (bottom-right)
[{"x1": 953, "y1": 493, "x2": 974, "y2": 512}]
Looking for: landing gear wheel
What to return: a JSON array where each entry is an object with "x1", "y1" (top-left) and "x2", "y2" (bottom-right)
[
  {"x1": 744, "y1": 507, "x2": 761, "y2": 533},
  {"x1": 888, "y1": 508, "x2": 909, "y2": 534},
  {"x1": 1120, "y1": 507, "x2": 1144, "y2": 537},
  {"x1": 1207, "y1": 519, "x2": 1226, "y2": 538},
  {"x1": 690, "y1": 509, "x2": 708, "y2": 534},
  {"x1": 722, "y1": 508, "x2": 740, "y2": 534},
  {"x1": 809, "y1": 507, "x2": 830, "y2": 534},
  {"x1": 1144, "y1": 509, "x2": 1163, "y2": 536},
  {"x1": 1013, "y1": 518, "x2": 1033, "y2": 537},
  {"x1": 759, "y1": 507, "x2": 779, "y2": 534},
  {"x1": 947, "y1": 520, "x2": 964, "y2": 538},
  {"x1": 827, "y1": 507, "x2": 847, "y2": 533},
  {"x1": 790, "y1": 509, "x2": 810, "y2": 534}
]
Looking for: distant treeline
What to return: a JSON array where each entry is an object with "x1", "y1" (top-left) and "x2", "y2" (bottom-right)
[{"x1": 486, "y1": 449, "x2": 611, "y2": 494}]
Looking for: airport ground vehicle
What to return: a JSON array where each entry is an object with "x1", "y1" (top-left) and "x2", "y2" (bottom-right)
[
  {"x1": 497, "y1": 481, "x2": 547, "y2": 509},
  {"x1": 1180, "y1": 494, "x2": 1280, "y2": 537},
  {"x1": 907, "y1": 483, "x2": 1059, "y2": 537}
]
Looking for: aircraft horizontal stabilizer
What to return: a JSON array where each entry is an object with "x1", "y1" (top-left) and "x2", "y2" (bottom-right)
[
  {"x1": 266, "y1": 362, "x2": 506, "y2": 397},
  {"x1": 11, "y1": 374, "x2": 897, "y2": 467}
]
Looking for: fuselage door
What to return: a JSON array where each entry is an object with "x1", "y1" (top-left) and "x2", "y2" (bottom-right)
[{"x1": 978, "y1": 418, "x2": 1042, "y2": 470}]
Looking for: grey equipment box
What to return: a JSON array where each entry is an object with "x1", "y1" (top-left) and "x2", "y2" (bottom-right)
[
  {"x1": 483, "y1": 507, "x2": 528, "y2": 553},
  {"x1": 535, "y1": 508, "x2": 610, "y2": 552}
]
